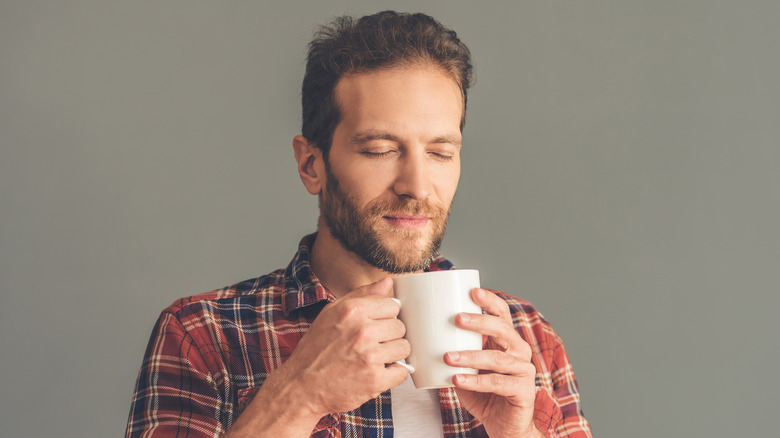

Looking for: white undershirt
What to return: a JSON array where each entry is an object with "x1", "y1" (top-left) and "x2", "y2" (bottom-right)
[{"x1": 390, "y1": 375, "x2": 444, "y2": 437}]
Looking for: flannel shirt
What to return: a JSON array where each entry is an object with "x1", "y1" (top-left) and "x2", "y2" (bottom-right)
[{"x1": 126, "y1": 234, "x2": 592, "y2": 437}]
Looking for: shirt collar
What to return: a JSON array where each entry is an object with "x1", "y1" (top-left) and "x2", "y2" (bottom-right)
[
  {"x1": 281, "y1": 233, "x2": 455, "y2": 316},
  {"x1": 282, "y1": 233, "x2": 331, "y2": 316}
]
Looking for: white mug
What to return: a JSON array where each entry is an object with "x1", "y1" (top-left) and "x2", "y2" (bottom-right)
[{"x1": 392, "y1": 269, "x2": 482, "y2": 389}]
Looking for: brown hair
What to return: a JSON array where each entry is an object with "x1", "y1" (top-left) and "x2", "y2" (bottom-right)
[{"x1": 301, "y1": 11, "x2": 473, "y2": 158}]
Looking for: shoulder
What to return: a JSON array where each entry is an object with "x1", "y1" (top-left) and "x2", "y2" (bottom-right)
[
  {"x1": 146, "y1": 268, "x2": 291, "y2": 368},
  {"x1": 159, "y1": 268, "x2": 287, "y2": 321}
]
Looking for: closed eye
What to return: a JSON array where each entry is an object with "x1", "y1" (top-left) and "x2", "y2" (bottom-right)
[
  {"x1": 361, "y1": 150, "x2": 395, "y2": 158},
  {"x1": 429, "y1": 152, "x2": 455, "y2": 161}
]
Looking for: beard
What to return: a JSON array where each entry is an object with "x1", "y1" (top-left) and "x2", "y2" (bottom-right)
[{"x1": 320, "y1": 166, "x2": 451, "y2": 274}]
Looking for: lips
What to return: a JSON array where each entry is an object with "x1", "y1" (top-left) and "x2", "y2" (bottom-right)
[{"x1": 383, "y1": 214, "x2": 431, "y2": 229}]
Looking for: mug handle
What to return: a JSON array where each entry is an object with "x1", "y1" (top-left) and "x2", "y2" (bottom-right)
[{"x1": 390, "y1": 298, "x2": 415, "y2": 373}]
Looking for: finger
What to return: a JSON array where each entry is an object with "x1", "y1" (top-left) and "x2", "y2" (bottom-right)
[
  {"x1": 462, "y1": 289, "x2": 533, "y2": 359},
  {"x1": 347, "y1": 277, "x2": 394, "y2": 298},
  {"x1": 470, "y1": 288, "x2": 512, "y2": 321},
  {"x1": 376, "y1": 338, "x2": 412, "y2": 365},
  {"x1": 345, "y1": 295, "x2": 403, "y2": 320},
  {"x1": 385, "y1": 360, "x2": 413, "y2": 388},
  {"x1": 350, "y1": 318, "x2": 405, "y2": 348},
  {"x1": 374, "y1": 318, "x2": 406, "y2": 343},
  {"x1": 352, "y1": 278, "x2": 398, "y2": 319},
  {"x1": 376, "y1": 295, "x2": 406, "y2": 319},
  {"x1": 451, "y1": 362, "x2": 537, "y2": 398},
  {"x1": 339, "y1": 279, "x2": 400, "y2": 320},
  {"x1": 455, "y1": 312, "x2": 527, "y2": 356},
  {"x1": 444, "y1": 349, "x2": 528, "y2": 376}
]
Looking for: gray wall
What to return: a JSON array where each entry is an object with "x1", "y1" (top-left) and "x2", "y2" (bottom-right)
[{"x1": 1, "y1": 1, "x2": 778, "y2": 437}]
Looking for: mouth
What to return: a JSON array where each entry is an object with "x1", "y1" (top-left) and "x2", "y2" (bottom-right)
[{"x1": 383, "y1": 214, "x2": 431, "y2": 230}]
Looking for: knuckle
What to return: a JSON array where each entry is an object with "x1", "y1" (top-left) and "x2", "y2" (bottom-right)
[
  {"x1": 362, "y1": 349, "x2": 381, "y2": 365},
  {"x1": 519, "y1": 343, "x2": 532, "y2": 359},
  {"x1": 354, "y1": 326, "x2": 374, "y2": 344},
  {"x1": 336, "y1": 301, "x2": 361, "y2": 322},
  {"x1": 487, "y1": 372, "x2": 504, "y2": 387},
  {"x1": 400, "y1": 339, "x2": 411, "y2": 356},
  {"x1": 520, "y1": 362, "x2": 537, "y2": 375},
  {"x1": 492, "y1": 350, "x2": 513, "y2": 366},
  {"x1": 392, "y1": 319, "x2": 406, "y2": 338}
]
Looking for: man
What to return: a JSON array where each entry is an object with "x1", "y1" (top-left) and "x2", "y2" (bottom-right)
[{"x1": 126, "y1": 11, "x2": 591, "y2": 438}]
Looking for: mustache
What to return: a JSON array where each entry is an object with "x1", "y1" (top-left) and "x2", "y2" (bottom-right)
[{"x1": 366, "y1": 198, "x2": 448, "y2": 219}]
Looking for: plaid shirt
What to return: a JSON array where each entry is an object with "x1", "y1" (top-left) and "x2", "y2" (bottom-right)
[{"x1": 126, "y1": 234, "x2": 592, "y2": 437}]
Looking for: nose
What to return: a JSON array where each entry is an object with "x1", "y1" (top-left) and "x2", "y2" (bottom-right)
[{"x1": 392, "y1": 152, "x2": 432, "y2": 200}]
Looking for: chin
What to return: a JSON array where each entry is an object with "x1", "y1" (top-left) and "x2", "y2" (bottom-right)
[
  {"x1": 385, "y1": 231, "x2": 430, "y2": 251},
  {"x1": 386, "y1": 241, "x2": 436, "y2": 267}
]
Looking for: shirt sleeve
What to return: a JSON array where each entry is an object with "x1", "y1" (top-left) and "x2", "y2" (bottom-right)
[
  {"x1": 549, "y1": 337, "x2": 592, "y2": 437},
  {"x1": 500, "y1": 293, "x2": 593, "y2": 438},
  {"x1": 533, "y1": 339, "x2": 593, "y2": 438},
  {"x1": 125, "y1": 311, "x2": 228, "y2": 438}
]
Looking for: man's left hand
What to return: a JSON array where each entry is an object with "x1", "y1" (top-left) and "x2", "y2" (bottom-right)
[{"x1": 443, "y1": 288, "x2": 544, "y2": 438}]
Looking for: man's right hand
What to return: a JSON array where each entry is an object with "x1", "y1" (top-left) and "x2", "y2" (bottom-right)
[
  {"x1": 284, "y1": 276, "x2": 411, "y2": 414},
  {"x1": 224, "y1": 277, "x2": 410, "y2": 437}
]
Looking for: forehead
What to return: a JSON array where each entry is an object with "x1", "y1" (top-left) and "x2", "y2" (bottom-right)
[{"x1": 332, "y1": 65, "x2": 464, "y2": 136}]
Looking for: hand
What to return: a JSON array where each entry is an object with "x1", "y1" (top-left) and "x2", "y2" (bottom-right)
[
  {"x1": 443, "y1": 288, "x2": 542, "y2": 438},
  {"x1": 278, "y1": 277, "x2": 411, "y2": 416},
  {"x1": 225, "y1": 278, "x2": 411, "y2": 437}
]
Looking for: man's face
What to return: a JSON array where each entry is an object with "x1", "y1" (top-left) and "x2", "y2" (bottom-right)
[{"x1": 320, "y1": 64, "x2": 463, "y2": 273}]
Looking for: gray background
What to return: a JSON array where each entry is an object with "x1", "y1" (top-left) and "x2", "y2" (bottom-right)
[{"x1": 1, "y1": 1, "x2": 778, "y2": 437}]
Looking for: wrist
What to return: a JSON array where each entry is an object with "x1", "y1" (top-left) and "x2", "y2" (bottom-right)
[
  {"x1": 525, "y1": 425, "x2": 547, "y2": 438},
  {"x1": 226, "y1": 364, "x2": 323, "y2": 436}
]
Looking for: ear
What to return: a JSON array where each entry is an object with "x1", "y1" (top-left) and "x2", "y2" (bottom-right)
[{"x1": 293, "y1": 135, "x2": 325, "y2": 195}]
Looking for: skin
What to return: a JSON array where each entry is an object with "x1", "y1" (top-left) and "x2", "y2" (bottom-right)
[
  {"x1": 224, "y1": 65, "x2": 542, "y2": 437},
  {"x1": 301, "y1": 64, "x2": 463, "y2": 294}
]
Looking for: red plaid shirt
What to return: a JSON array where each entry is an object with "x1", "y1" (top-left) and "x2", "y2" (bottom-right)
[{"x1": 126, "y1": 234, "x2": 592, "y2": 437}]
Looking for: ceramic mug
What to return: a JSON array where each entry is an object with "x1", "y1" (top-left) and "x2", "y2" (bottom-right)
[{"x1": 392, "y1": 269, "x2": 482, "y2": 389}]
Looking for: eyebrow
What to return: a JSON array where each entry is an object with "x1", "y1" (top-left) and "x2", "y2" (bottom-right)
[{"x1": 349, "y1": 130, "x2": 462, "y2": 147}]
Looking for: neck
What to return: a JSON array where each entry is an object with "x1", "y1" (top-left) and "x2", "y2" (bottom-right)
[{"x1": 310, "y1": 221, "x2": 395, "y2": 298}]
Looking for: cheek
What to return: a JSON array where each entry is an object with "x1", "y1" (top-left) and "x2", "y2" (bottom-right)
[
  {"x1": 340, "y1": 171, "x2": 391, "y2": 203},
  {"x1": 434, "y1": 169, "x2": 460, "y2": 203}
]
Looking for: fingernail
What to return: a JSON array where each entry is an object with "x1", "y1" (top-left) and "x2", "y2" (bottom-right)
[
  {"x1": 454, "y1": 374, "x2": 470, "y2": 384},
  {"x1": 459, "y1": 312, "x2": 471, "y2": 323},
  {"x1": 448, "y1": 351, "x2": 460, "y2": 361}
]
